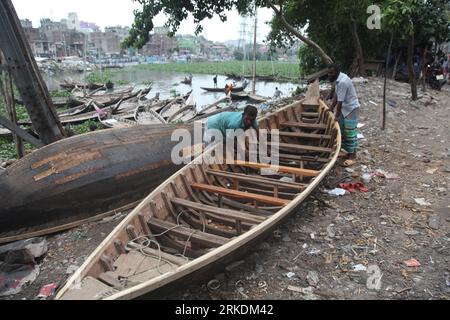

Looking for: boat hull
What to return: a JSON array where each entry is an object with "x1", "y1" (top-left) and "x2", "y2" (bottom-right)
[{"x1": 0, "y1": 124, "x2": 193, "y2": 244}]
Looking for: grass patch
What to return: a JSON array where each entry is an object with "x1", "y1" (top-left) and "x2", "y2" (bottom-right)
[{"x1": 133, "y1": 61, "x2": 302, "y2": 78}]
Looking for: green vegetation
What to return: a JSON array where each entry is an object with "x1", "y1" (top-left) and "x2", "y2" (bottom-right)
[
  {"x1": 49, "y1": 90, "x2": 71, "y2": 98},
  {"x1": 0, "y1": 138, "x2": 35, "y2": 160},
  {"x1": 86, "y1": 70, "x2": 115, "y2": 84},
  {"x1": 67, "y1": 120, "x2": 104, "y2": 136},
  {"x1": 133, "y1": 61, "x2": 301, "y2": 78}
]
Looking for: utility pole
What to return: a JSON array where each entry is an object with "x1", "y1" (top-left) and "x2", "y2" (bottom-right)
[
  {"x1": 0, "y1": 0, "x2": 64, "y2": 145},
  {"x1": 252, "y1": 5, "x2": 258, "y2": 94}
]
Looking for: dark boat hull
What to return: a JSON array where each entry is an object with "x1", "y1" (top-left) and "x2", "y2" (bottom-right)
[
  {"x1": 0, "y1": 124, "x2": 192, "y2": 244},
  {"x1": 201, "y1": 86, "x2": 245, "y2": 93}
]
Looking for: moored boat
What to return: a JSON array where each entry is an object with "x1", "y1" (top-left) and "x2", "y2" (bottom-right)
[{"x1": 56, "y1": 81, "x2": 341, "y2": 300}]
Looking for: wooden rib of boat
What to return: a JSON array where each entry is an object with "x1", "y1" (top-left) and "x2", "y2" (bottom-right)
[
  {"x1": 0, "y1": 124, "x2": 194, "y2": 245},
  {"x1": 56, "y1": 81, "x2": 341, "y2": 300},
  {"x1": 134, "y1": 107, "x2": 167, "y2": 125}
]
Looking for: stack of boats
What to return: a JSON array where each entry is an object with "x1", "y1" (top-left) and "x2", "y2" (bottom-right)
[{"x1": 14, "y1": 82, "x2": 234, "y2": 130}]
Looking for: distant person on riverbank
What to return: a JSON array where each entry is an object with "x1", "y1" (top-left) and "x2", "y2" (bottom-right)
[
  {"x1": 213, "y1": 75, "x2": 218, "y2": 88},
  {"x1": 273, "y1": 87, "x2": 283, "y2": 99},
  {"x1": 327, "y1": 63, "x2": 360, "y2": 163}
]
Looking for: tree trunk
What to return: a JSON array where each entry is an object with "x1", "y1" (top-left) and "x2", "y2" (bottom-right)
[
  {"x1": 351, "y1": 20, "x2": 365, "y2": 76},
  {"x1": 383, "y1": 33, "x2": 394, "y2": 131},
  {"x1": 392, "y1": 51, "x2": 401, "y2": 79},
  {"x1": 0, "y1": 69, "x2": 25, "y2": 158},
  {"x1": 267, "y1": 0, "x2": 333, "y2": 65},
  {"x1": 407, "y1": 34, "x2": 418, "y2": 101},
  {"x1": 421, "y1": 45, "x2": 428, "y2": 92}
]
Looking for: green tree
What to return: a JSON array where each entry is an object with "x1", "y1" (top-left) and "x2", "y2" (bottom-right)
[{"x1": 123, "y1": 0, "x2": 334, "y2": 64}]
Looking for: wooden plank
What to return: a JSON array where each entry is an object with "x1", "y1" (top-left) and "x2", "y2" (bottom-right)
[
  {"x1": 226, "y1": 161, "x2": 319, "y2": 177},
  {"x1": 59, "y1": 276, "x2": 118, "y2": 300},
  {"x1": 275, "y1": 131, "x2": 332, "y2": 140},
  {"x1": 273, "y1": 142, "x2": 333, "y2": 153},
  {"x1": 148, "y1": 217, "x2": 229, "y2": 248},
  {"x1": 206, "y1": 169, "x2": 306, "y2": 190},
  {"x1": 0, "y1": 115, "x2": 44, "y2": 147},
  {"x1": 172, "y1": 197, "x2": 266, "y2": 224},
  {"x1": 191, "y1": 183, "x2": 290, "y2": 206},
  {"x1": 280, "y1": 121, "x2": 327, "y2": 130},
  {"x1": 277, "y1": 153, "x2": 330, "y2": 164}
]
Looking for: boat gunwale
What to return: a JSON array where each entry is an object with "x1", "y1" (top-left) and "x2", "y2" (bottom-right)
[{"x1": 56, "y1": 97, "x2": 341, "y2": 300}]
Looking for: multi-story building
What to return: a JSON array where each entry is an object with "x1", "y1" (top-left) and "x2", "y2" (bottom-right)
[{"x1": 141, "y1": 27, "x2": 177, "y2": 57}]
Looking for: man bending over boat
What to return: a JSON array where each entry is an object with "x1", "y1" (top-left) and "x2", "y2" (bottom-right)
[
  {"x1": 203, "y1": 105, "x2": 259, "y2": 148},
  {"x1": 327, "y1": 64, "x2": 360, "y2": 162}
]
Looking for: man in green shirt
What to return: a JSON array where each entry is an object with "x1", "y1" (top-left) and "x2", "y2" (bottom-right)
[{"x1": 204, "y1": 105, "x2": 259, "y2": 146}]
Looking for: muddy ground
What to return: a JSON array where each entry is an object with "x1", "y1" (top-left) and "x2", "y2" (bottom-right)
[{"x1": 1, "y1": 77, "x2": 449, "y2": 300}]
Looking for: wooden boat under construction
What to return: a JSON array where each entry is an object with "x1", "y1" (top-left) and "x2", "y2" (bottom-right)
[
  {"x1": 56, "y1": 82, "x2": 341, "y2": 300},
  {"x1": 0, "y1": 124, "x2": 194, "y2": 245}
]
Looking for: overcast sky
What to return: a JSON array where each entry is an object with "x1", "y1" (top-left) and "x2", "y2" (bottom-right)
[{"x1": 11, "y1": 0, "x2": 274, "y2": 43}]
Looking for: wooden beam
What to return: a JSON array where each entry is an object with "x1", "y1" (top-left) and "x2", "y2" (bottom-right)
[
  {"x1": 273, "y1": 142, "x2": 333, "y2": 153},
  {"x1": 206, "y1": 169, "x2": 306, "y2": 190},
  {"x1": 172, "y1": 197, "x2": 266, "y2": 224},
  {"x1": 281, "y1": 121, "x2": 327, "y2": 130},
  {"x1": 226, "y1": 161, "x2": 319, "y2": 177},
  {"x1": 0, "y1": 115, "x2": 44, "y2": 147},
  {"x1": 147, "y1": 217, "x2": 229, "y2": 248},
  {"x1": 275, "y1": 131, "x2": 332, "y2": 140},
  {"x1": 191, "y1": 182, "x2": 290, "y2": 206}
]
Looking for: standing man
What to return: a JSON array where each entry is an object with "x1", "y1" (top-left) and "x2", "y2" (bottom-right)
[
  {"x1": 327, "y1": 64, "x2": 360, "y2": 162},
  {"x1": 213, "y1": 75, "x2": 218, "y2": 88}
]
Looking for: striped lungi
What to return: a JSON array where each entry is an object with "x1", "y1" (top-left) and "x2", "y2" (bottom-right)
[{"x1": 338, "y1": 108, "x2": 360, "y2": 154}]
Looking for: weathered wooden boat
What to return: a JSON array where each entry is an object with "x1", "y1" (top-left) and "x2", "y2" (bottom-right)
[
  {"x1": 230, "y1": 91, "x2": 249, "y2": 101},
  {"x1": 60, "y1": 80, "x2": 105, "y2": 91},
  {"x1": 159, "y1": 92, "x2": 193, "y2": 121},
  {"x1": 200, "y1": 86, "x2": 246, "y2": 93},
  {"x1": 248, "y1": 93, "x2": 267, "y2": 104},
  {"x1": 134, "y1": 107, "x2": 167, "y2": 125},
  {"x1": 0, "y1": 124, "x2": 194, "y2": 245},
  {"x1": 56, "y1": 82, "x2": 341, "y2": 300},
  {"x1": 15, "y1": 96, "x2": 84, "y2": 109}
]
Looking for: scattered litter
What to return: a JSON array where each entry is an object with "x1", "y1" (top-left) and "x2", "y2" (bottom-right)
[
  {"x1": 361, "y1": 173, "x2": 372, "y2": 184},
  {"x1": 373, "y1": 169, "x2": 400, "y2": 180},
  {"x1": 339, "y1": 183, "x2": 369, "y2": 193},
  {"x1": 357, "y1": 123, "x2": 365, "y2": 129},
  {"x1": 366, "y1": 265, "x2": 383, "y2": 291},
  {"x1": 308, "y1": 249, "x2": 321, "y2": 256},
  {"x1": 310, "y1": 233, "x2": 316, "y2": 240},
  {"x1": 446, "y1": 274, "x2": 450, "y2": 287},
  {"x1": 207, "y1": 279, "x2": 221, "y2": 292},
  {"x1": 387, "y1": 100, "x2": 397, "y2": 108},
  {"x1": 352, "y1": 77, "x2": 369, "y2": 84},
  {"x1": 404, "y1": 230, "x2": 420, "y2": 236},
  {"x1": 352, "y1": 264, "x2": 367, "y2": 272},
  {"x1": 65, "y1": 264, "x2": 79, "y2": 275},
  {"x1": 307, "y1": 271, "x2": 320, "y2": 287},
  {"x1": 286, "y1": 272, "x2": 296, "y2": 279},
  {"x1": 0, "y1": 237, "x2": 48, "y2": 259},
  {"x1": 368, "y1": 101, "x2": 378, "y2": 106},
  {"x1": 428, "y1": 215, "x2": 440, "y2": 230},
  {"x1": 37, "y1": 283, "x2": 58, "y2": 299},
  {"x1": 327, "y1": 188, "x2": 347, "y2": 197},
  {"x1": 404, "y1": 259, "x2": 421, "y2": 267},
  {"x1": 357, "y1": 133, "x2": 365, "y2": 140},
  {"x1": 326, "y1": 224, "x2": 336, "y2": 238},
  {"x1": 425, "y1": 168, "x2": 438, "y2": 174},
  {"x1": 0, "y1": 238, "x2": 48, "y2": 297},
  {"x1": 414, "y1": 198, "x2": 431, "y2": 207}
]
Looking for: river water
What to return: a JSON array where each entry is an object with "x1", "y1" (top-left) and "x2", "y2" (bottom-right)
[{"x1": 44, "y1": 67, "x2": 302, "y2": 110}]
